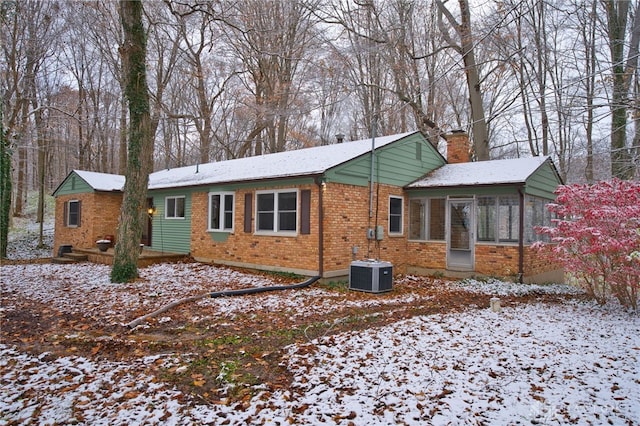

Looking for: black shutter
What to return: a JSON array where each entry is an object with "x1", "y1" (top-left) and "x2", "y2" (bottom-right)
[
  {"x1": 244, "y1": 193, "x2": 252, "y2": 233},
  {"x1": 77, "y1": 200, "x2": 82, "y2": 227},
  {"x1": 300, "y1": 189, "x2": 311, "y2": 235},
  {"x1": 63, "y1": 201, "x2": 68, "y2": 227}
]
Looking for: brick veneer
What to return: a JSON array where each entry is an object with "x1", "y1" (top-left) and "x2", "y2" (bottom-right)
[
  {"x1": 53, "y1": 192, "x2": 122, "y2": 256},
  {"x1": 475, "y1": 244, "x2": 519, "y2": 278},
  {"x1": 190, "y1": 181, "x2": 409, "y2": 276},
  {"x1": 52, "y1": 184, "x2": 562, "y2": 283},
  {"x1": 321, "y1": 182, "x2": 408, "y2": 275},
  {"x1": 190, "y1": 184, "x2": 321, "y2": 273}
]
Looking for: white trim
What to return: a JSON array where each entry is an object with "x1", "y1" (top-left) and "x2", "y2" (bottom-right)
[
  {"x1": 207, "y1": 191, "x2": 235, "y2": 232},
  {"x1": 67, "y1": 199, "x2": 80, "y2": 228},
  {"x1": 388, "y1": 195, "x2": 404, "y2": 236},
  {"x1": 255, "y1": 189, "x2": 299, "y2": 235},
  {"x1": 165, "y1": 195, "x2": 186, "y2": 219}
]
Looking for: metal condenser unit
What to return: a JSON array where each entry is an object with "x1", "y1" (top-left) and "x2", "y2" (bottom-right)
[{"x1": 349, "y1": 260, "x2": 393, "y2": 293}]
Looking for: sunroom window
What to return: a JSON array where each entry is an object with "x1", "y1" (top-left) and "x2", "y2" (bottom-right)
[{"x1": 408, "y1": 197, "x2": 445, "y2": 241}]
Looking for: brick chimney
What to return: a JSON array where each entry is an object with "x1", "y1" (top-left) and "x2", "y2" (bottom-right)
[{"x1": 445, "y1": 130, "x2": 471, "y2": 163}]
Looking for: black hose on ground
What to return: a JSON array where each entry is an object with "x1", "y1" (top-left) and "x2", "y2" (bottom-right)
[
  {"x1": 125, "y1": 275, "x2": 321, "y2": 329},
  {"x1": 208, "y1": 275, "x2": 321, "y2": 298}
]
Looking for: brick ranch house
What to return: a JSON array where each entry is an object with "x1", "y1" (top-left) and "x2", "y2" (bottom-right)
[{"x1": 52, "y1": 131, "x2": 563, "y2": 284}]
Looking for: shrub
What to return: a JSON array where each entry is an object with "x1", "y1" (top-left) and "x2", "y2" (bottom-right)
[{"x1": 534, "y1": 179, "x2": 640, "y2": 310}]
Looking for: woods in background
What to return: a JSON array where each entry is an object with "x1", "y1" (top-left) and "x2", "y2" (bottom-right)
[{"x1": 2, "y1": 0, "x2": 640, "y2": 225}]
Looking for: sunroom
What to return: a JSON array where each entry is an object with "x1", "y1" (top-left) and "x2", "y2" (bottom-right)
[{"x1": 404, "y1": 156, "x2": 563, "y2": 283}]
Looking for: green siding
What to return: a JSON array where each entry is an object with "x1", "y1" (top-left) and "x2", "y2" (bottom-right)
[
  {"x1": 524, "y1": 159, "x2": 562, "y2": 199},
  {"x1": 148, "y1": 190, "x2": 193, "y2": 254},
  {"x1": 53, "y1": 173, "x2": 95, "y2": 196},
  {"x1": 325, "y1": 133, "x2": 445, "y2": 187},
  {"x1": 407, "y1": 186, "x2": 520, "y2": 198},
  {"x1": 200, "y1": 177, "x2": 316, "y2": 192}
]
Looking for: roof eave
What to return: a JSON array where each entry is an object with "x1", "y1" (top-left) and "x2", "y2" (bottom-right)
[
  {"x1": 405, "y1": 181, "x2": 526, "y2": 190},
  {"x1": 148, "y1": 171, "x2": 325, "y2": 191}
]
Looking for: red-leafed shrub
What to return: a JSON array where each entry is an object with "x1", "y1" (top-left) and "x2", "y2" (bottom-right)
[{"x1": 534, "y1": 179, "x2": 640, "y2": 310}]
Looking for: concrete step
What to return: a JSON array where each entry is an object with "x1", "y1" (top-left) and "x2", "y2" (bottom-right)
[{"x1": 63, "y1": 252, "x2": 88, "y2": 261}]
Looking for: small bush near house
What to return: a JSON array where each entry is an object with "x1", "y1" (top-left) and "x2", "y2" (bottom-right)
[{"x1": 534, "y1": 179, "x2": 640, "y2": 310}]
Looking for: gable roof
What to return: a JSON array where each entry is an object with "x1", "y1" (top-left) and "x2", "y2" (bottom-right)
[
  {"x1": 407, "y1": 156, "x2": 555, "y2": 188},
  {"x1": 148, "y1": 131, "x2": 418, "y2": 190},
  {"x1": 52, "y1": 169, "x2": 125, "y2": 196},
  {"x1": 74, "y1": 170, "x2": 125, "y2": 191}
]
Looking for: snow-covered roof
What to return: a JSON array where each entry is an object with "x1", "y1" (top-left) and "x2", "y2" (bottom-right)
[
  {"x1": 408, "y1": 156, "x2": 550, "y2": 188},
  {"x1": 74, "y1": 170, "x2": 125, "y2": 191},
  {"x1": 148, "y1": 132, "x2": 417, "y2": 190}
]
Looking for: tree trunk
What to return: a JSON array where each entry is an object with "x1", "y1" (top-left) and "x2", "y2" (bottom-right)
[
  {"x1": 32, "y1": 103, "x2": 46, "y2": 248},
  {"x1": 118, "y1": 92, "x2": 128, "y2": 175},
  {"x1": 111, "y1": 0, "x2": 154, "y2": 283},
  {"x1": 0, "y1": 106, "x2": 11, "y2": 259},
  {"x1": 603, "y1": 0, "x2": 640, "y2": 179},
  {"x1": 458, "y1": 0, "x2": 489, "y2": 160},
  {"x1": 436, "y1": 0, "x2": 489, "y2": 160}
]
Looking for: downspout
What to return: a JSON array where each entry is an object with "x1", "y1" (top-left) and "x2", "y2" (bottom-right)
[
  {"x1": 315, "y1": 176, "x2": 325, "y2": 277},
  {"x1": 369, "y1": 115, "x2": 377, "y2": 219},
  {"x1": 517, "y1": 186, "x2": 525, "y2": 283}
]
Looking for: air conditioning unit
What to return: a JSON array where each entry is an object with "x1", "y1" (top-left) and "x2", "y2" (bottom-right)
[{"x1": 349, "y1": 260, "x2": 393, "y2": 293}]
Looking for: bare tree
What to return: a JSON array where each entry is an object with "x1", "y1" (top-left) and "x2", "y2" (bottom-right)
[
  {"x1": 574, "y1": 0, "x2": 600, "y2": 182},
  {"x1": 220, "y1": 0, "x2": 319, "y2": 156},
  {"x1": 436, "y1": 0, "x2": 490, "y2": 160}
]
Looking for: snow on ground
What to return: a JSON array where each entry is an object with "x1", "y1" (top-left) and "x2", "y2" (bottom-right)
[
  {"x1": 2, "y1": 300, "x2": 639, "y2": 425},
  {"x1": 1, "y1": 262, "x2": 285, "y2": 325},
  {"x1": 0, "y1": 263, "x2": 436, "y2": 326},
  {"x1": 449, "y1": 277, "x2": 586, "y2": 297},
  {"x1": 1, "y1": 262, "x2": 639, "y2": 425},
  {"x1": 5, "y1": 215, "x2": 54, "y2": 260}
]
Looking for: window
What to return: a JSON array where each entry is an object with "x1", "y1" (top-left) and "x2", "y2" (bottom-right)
[
  {"x1": 66, "y1": 200, "x2": 81, "y2": 227},
  {"x1": 389, "y1": 196, "x2": 403, "y2": 234},
  {"x1": 209, "y1": 192, "x2": 234, "y2": 231},
  {"x1": 498, "y1": 196, "x2": 519, "y2": 242},
  {"x1": 475, "y1": 195, "x2": 520, "y2": 243},
  {"x1": 477, "y1": 196, "x2": 496, "y2": 242},
  {"x1": 429, "y1": 198, "x2": 446, "y2": 240},
  {"x1": 165, "y1": 196, "x2": 185, "y2": 219},
  {"x1": 409, "y1": 199, "x2": 425, "y2": 240},
  {"x1": 408, "y1": 197, "x2": 445, "y2": 241},
  {"x1": 256, "y1": 190, "x2": 297, "y2": 233},
  {"x1": 525, "y1": 196, "x2": 554, "y2": 243}
]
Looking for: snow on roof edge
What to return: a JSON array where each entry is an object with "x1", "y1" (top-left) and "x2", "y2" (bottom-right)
[
  {"x1": 148, "y1": 131, "x2": 418, "y2": 190},
  {"x1": 73, "y1": 170, "x2": 125, "y2": 192},
  {"x1": 407, "y1": 156, "x2": 551, "y2": 188}
]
